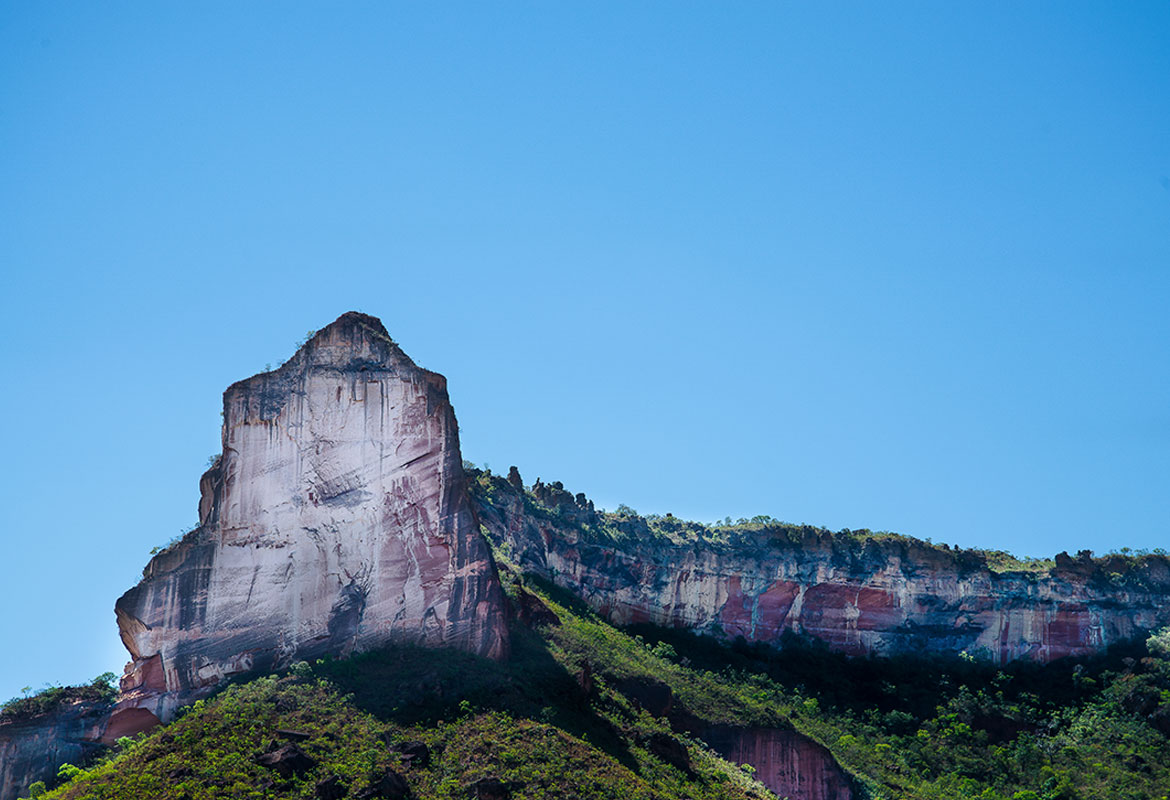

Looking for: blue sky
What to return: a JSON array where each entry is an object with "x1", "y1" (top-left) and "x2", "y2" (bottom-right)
[{"x1": 1, "y1": 3, "x2": 1167, "y2": 701}]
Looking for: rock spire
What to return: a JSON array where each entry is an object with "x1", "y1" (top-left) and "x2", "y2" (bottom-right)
[{"x1": 112, "y1": 312, "x2": 509, "y2": 733}]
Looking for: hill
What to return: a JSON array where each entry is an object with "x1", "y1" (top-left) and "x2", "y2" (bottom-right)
[
  {"x1": 4, "y1": 312, "x2": 1168, "y2": 800},
  {"x1": 13, "y1": 567, "x2": 1170, "y2": 800}
]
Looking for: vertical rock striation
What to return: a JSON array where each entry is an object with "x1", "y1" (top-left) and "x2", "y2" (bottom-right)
[
  {"x1": 472, "y1": 473, "x2": 1170, "y2": 664},
  {"x1": 113, "y1": 312, "x2": 508, "y2": 732},
  {"x1": 701, "y1": 726, "x2": 858, "y2": 800}
]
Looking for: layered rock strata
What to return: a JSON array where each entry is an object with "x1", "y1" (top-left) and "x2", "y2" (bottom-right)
[
  {"x1": 113, "y1": 313, "x2": 508, "y2": 732},
  {"x1": 473, "y1": 472, "x2": 1170, "y2": 664}
]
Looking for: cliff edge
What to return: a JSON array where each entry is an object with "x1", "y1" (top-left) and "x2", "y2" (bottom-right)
[{"x1": 472, "y1": 469, "x2": 1170, "y2": 664}]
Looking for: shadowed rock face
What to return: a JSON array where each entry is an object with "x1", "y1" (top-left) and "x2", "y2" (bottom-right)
[
  {"x1": 472, "y1": 476, "x2": 1170, "y2": 664},
  {"x1": 113, "y1": 313, "x2": 508, "y2": 731},
  {"x1": 0, "y1": 701, "x2": 112, "y2": 800},
  {"x1": 702, "y1": 726, "x2": 857, "y2": 800}
]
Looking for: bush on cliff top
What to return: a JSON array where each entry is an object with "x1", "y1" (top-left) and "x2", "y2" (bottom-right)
[
  {"x1": 470, "y1": 468, "x2": 1167, "y2": 578},
  {"x1": 1, "y1": 673, "x2": 116, "y2": 720}
]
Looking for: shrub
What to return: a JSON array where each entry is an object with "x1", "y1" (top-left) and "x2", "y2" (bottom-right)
[{"x1": 1148, "y1": 627, "x2": 1170, "y2": 658}]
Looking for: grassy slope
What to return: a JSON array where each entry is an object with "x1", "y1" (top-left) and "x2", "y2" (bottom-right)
[
  {"x1": 31, "y1": 571, "x2": 780, "y2": 800},
  {"x1": 26, "y1": 566, "x2": 1170, "y2": 800}
]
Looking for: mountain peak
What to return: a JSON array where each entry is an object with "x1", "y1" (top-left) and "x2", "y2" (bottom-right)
[
  {"x1": 317, "y1": 310, "x2": 394, "y2": 344},
  {"x1": 291, "y1": 311, "x2": 414, "y2": 370}
]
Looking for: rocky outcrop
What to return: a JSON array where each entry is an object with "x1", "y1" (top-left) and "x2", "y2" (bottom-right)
[
  {"x1": 0, "y1": 701, "x2": 111, "y2": 800},
  {"x1": 472, "y1": 474, "x2": 1170, "y2": 664},
  {"x1": 702, "y1": 726, "x2": 857, "y2": 800},
  {"x1": 112, "y1": 312, "x2": 508, "y2": 733}
]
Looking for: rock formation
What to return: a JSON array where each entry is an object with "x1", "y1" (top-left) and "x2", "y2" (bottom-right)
[
  {"x1": 702, "y1": 726, "x2": 858, "y2": 800},
  {"x1": 0, "y1": 699, "x2": 111, "y2": 800},
  {"x1": 7, "y1": 312, "x2": 1169, "y2": 800},
  {"x1": 112, "y1": 312, "x2": 509, "y2": 733},
  {"x1": 471, "y1": 473, "x2": 1170, "y2": 664}
]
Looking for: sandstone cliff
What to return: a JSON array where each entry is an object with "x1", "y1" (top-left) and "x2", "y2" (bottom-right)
[
  {"x1": 8, "y1": 314, "x2": 1167, "y2": 800},
  {"x1": 0, "y1": 700, "x2": 111, "y2": 800},
  {"x1": 472, "y1": 471, "x2": 1170, "y2": 664},
  {"x1": 112, "y1": 312, "x2": 508, "y2": 733},
  {"x1": 701, "y1": 725, "x2": 857, "y2": 800}
]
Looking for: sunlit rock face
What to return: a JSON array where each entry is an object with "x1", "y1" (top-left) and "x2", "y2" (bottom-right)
[
  {"x1": 114, "y1": 313, "x2": 508, "y2": 731},
  {"x1": 473, "y1": 477, "x2": 1170, "y2": 664}
]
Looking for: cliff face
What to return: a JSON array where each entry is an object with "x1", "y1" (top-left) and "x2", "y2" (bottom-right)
[
  {"x1": 0, "y1": 701, "x2": 111, "y2": 800},
  {"x1": 473, "y1": 474, "x2": 1170, "y2": 664},
  {"x1": 702, "y1": 726, "x2": 857, "y2": 800},
  {"x1": 112, "y1": 313, "x2": 508, "y2": 733}
]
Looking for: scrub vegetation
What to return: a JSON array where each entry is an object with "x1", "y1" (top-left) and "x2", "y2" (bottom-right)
[
  {"x1": 19, "y1": 566, "x2": 1170, "y2": 800},
  {"x1": 471, "y1": 467, "x2": 1167, "y2": 580},
  {"x1": 0, "y1": 674, "x2": 116, "y2": 720}
]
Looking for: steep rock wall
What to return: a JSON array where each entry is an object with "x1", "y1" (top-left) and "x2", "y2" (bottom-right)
[
  {"x1": 473, "y1": 474, "x2": 1170, "y2": 664},
  {"x1": 113, "y1": 313, "x2": 508, "y2": 732},
  {"x1": 0, "y1": 701, "x2": 111, "y2": 800},
  {"x1": 702, "y1": 726, "x2": 857, "y2": 800}
]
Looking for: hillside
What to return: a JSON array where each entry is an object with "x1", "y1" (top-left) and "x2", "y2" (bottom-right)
[
  {"x1": 4, "y1": 312, "x2": 1168, "y2": 800},
  {"x1": 13, "y1": 567, "x2": 1170, "y2": 800},
  {"x1": 15, "y1": 568, "x2": 843, "y2": 800}
]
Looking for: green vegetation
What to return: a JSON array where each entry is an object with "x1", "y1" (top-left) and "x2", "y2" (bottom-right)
[
  {"x1": 626, "y1": 622, "x2": 1170, "y2": 800},
  {"x1": 471, "y1": 469, "x2": 1167, "y2": 580},
  {"x1": 30, "y1": 572, "x2": 778, "y2": 800},
  {"x1": 977, "y1": 551, "x2": 1056, "y2": 574},
  {"x1": 148, "y1": 526, "x2": 200, "y2": 557},
  {"x1": 1, "y1": 673, "x2": 116, "y2": 720},
  {"x1": 23, "y1": 562, "x2": 1170, "y2": 800}
]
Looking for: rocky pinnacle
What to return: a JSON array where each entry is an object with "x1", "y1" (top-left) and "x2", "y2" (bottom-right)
[{"x1": 111, "y1": 312, "x2": 509, "y2": 736}]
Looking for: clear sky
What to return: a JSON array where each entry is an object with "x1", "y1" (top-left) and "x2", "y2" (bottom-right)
[{"x1": 1, "y1": 3, "x2": 1168, "y2": 702}]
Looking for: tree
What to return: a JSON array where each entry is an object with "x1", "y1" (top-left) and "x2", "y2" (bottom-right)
[{"x1": 1147, "y1": 626, "x2": 1170, "y2": 658}]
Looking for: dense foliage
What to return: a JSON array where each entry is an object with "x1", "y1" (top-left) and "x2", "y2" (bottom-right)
[
  {"x1": 23, "y1": 563, "x2": 1170, "y2": 800},
  {"x1": 28, "y1": 573, "x2": 777, "y2": 800},
  {"x1": 624, "y1": 621, "x2": 1170, "y2": 800}
]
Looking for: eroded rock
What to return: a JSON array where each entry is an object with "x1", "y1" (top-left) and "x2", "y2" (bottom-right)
[
  {"x1": 516, "y1": 588, "x2": 561, "y2": 628},
  {"x1": 466, "y1": 777, "x2": 511, "y2": 800},
  {"x1": 256, "y1": 743, "x2": 317, "y2": 778},
  {"x1": 393, "y1": 740, "x2": 431, "y2": 769},
  {"x1": 702, "y1": 725, "x2": 858, "y2": 800},
  {"x1": 113, "y1": 312, "x2": 509, "y2": 728},
  {"x1": 0, "y1": 700, "x2": 111, "y2": 800},
  {"x1": 472, "y1": 475, "x2": 1170, "y2": 664},
  {"x1": 359, "y1": 768, "x2": 411, "y2": 799}
]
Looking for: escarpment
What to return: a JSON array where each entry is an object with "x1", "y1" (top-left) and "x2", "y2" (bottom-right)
[
  {"x1": 471, "y1": 470, "x2": 1170, "y2": 664},
  {"x1": 112, "y1": 313, "x2": 509, "y2": 733}
]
